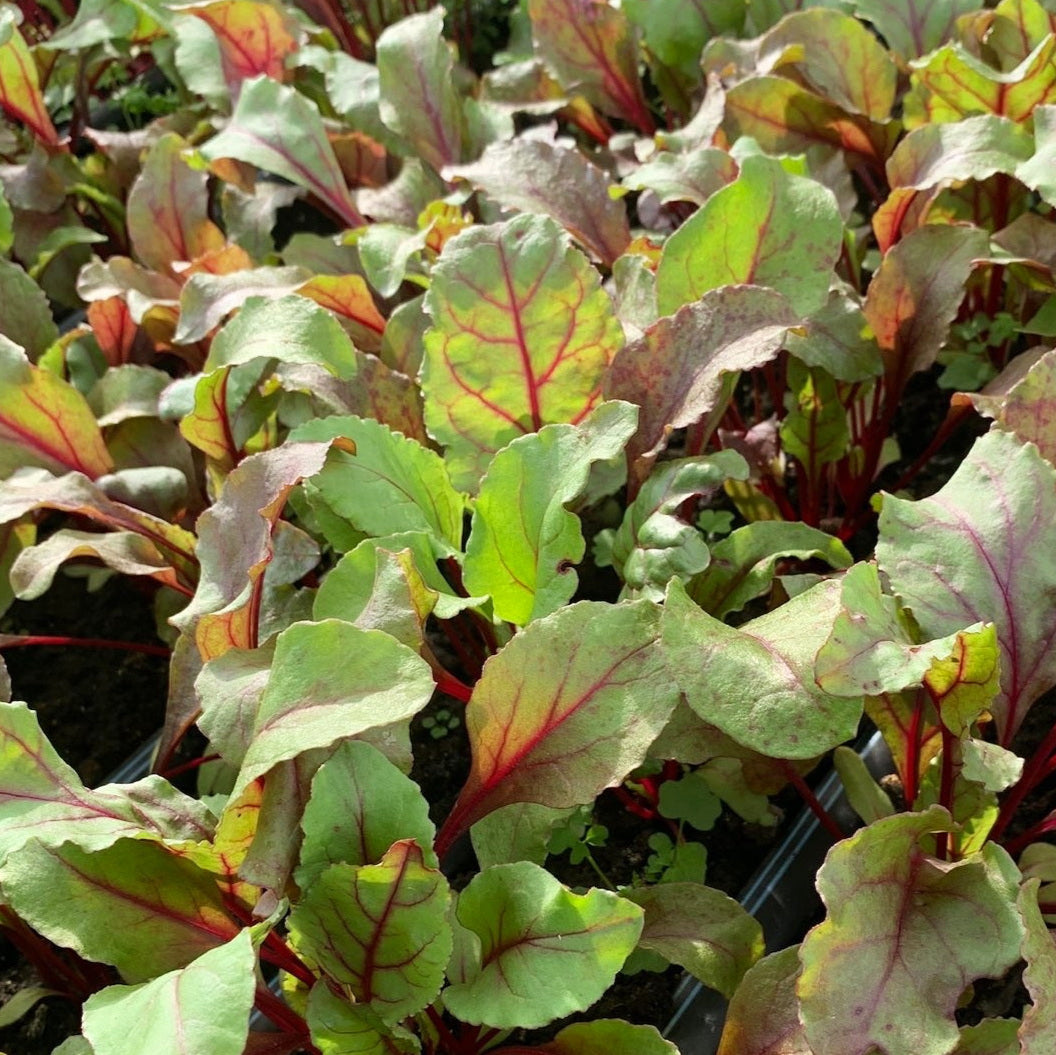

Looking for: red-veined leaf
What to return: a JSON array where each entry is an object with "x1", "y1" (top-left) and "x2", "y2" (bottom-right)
[
  {"x1": 716, "y1": 946, "x2": 810, "y2": 1055},
  {"x1": 88, "y1": 297, "x2": 145, "y2": 366},
  {"x1": 435, "y1": 600, "x2": 678, "y2": 858},
  {"x1": 854, "y1": 0, "x2": 979, "y2": 64},
  {"x1": 0, "y1": 9, "x2": 58, "y2": 147},
  {"x1": 422, "y1": 213, "x2": 624, "y2": 492},
  {"x1": 294, "y1": 274, "x2": 386, "y2": 353}
]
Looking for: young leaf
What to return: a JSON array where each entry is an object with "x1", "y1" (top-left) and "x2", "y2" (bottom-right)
[
  {"x1": 127, "y1": 134, "x2": 226, "y2": 276},
  {"x1": 306, "y1": 985, "x2": 417, "y2": 1055},
  {"x1": 82, "y1": 929, "x2": 255, "y2": 1055},
  {"x1": 446, "y1": 138, "x2": 631, "y2": 266},
  {"x1": 528, "y1": 0, "x2": 654, "y2": 134},
  {"x1": 444, "y1": 861, "x2": 643, "y2": 1029},
  {"x1": 290, "y1": 415, "x2": 464, "y2": 550},
  {"x1": 294, "y1": 274, "x2": 386, "y2": 354},
  {"x1": 435, "y1": 600, "x2": 679, "y2": 856},
  {"x1": 231, "y1": 620, "x2": 433, "y2": 800},
  {"x1": 0, "y1": 258, "x2": 59, "y2": 361},
  {"x1": 604, "y1": 286, "x2": 799, "y2": 485},
  {"x1": 289, "y1": 841, "x2": 451, "y2": 1025},
  {"x1": 185, "y1": 0, "x2": 301, "y2": 98},
  {"x1": 422, "y1": 213, "x2": 624, "y2": 492},
  {"x1": 376, "y1": 8, "x2": 463, "y2": 172},
  {"x1": 538, "y1": 1020, "x2": 680, "y2": 1055},
  {"x1": 621, "y1": 147, "x2": 738, "y2": 207},
  {"x1": 656, "y1": 154, "x2": 843, "y2": 318},
  {"x1": 296, "y1": 739, "x2": 437, "y2": 891},
  {"x1": 0, "y1": 338, "x2": 113, "y2": 479},
  {"x1": 0, "y1": 838, "x2": 241, "y2": 982},
  {"x1": 854, "y1": 0, "x2": 978, "y2": 63},
  {"x1": 463, "y1": 401, "x2": 638, "y2": 624},
  {"x1": 663, "y1": 578, "x2": 860, "y2": 759},
  {"x1": 798, "y1": 807, "x2": 1024, "y2": 1055},
  {"x1": 595, "y1": 451, "x2": 749, "y2": 601},
  {"x1": 877, "y1": 429, "x2": 1056, "y2": 743},
  {"x1": 0, "y1": 8, "x2": 59, "y2": 146},
  {"x1": 863, "y1": 224, "x2": 987, "y2": 395},
  {"x1": 688, "y1": 520, "x2": 853, "y2": 621},
  {"x1": 623, "y1": 882, "x2": 764, "y2": 998},
  {"x1": 716, "y1": 945, "x2": 809, "y2": 1055},
  {"x1": 200, "y1": 75, "x2": 364, "y2": 229}
]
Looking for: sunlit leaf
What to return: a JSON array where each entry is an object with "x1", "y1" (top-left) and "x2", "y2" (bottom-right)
[
  {"x1": 538, "y1": 1020, "x2": 680, "y2": 1055},
  {"x1": 290, "y1": 841, "x2": 450, "y2": 1024},
  {"x1": 0, "y1": 8, "x2": 59, "y2": 146},
  {"x1": 445, "y1": 862, "x2": 643, "y2": 1028},
  {"x1": 463, "y1": 401, "x2": 638, "y2": 624},
  {"x1": 295, "y1": 274, "x2": 386, "y2": 354},
  {"x1": 436, "y1": 600, "x2": 678, "y2": 855},
  {"x1": 528, "y1": 0, "x2": 654, "y2": 134},
  {"x1": 798, "y1": 807, "x2": 1024, "y2": 1055},
  {"x1": 656, "y1": 154, "x2": 842, "y2": 317},
  {"x1": 422, "y1": 213, "x2": 624, "y2": 492},
  {"x1": 200, "y1": 75, "x2": 364, "y2": 229},
  {"x1": 82, "y1": 930, "x2": 255, "y2": 1055}
]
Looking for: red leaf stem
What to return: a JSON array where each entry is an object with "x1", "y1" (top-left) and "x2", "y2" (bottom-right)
[
  {"x1": 253, "y1": 987, "x2": 317, "y2": 1051},
  {"x1": 432, "y1": 667, "x2": 473, "y2": 704},
  {"x1": 0, "y1": 635, "x2": 170, "y2": 657},
  {"x1": 993, "y1": 717, "x2": 1056, "y2": 844},
  {"x1": 780, "y1": 761, "x2": 844, "y2": 843}
]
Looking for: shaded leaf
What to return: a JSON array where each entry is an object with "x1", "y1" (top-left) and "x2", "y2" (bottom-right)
[
  {"x1": 785, "y1": 292, "x2": 884, "y2": 382},
  {"x1": 201, "y1": 75, "x2": 364, "y2": 229},
  {"x1": 877, "y1": 429, "x2": 1056, "y2": 743},
  {"x1": 1020, "y1": 879, "x2": 1056, "y2": 1051},
  {"x1": 0, "y1": 838, "x2": 240, "y2": 983},
  {"x1": 445, "y1": 861, "x2": 643, "y2": 1028},
  {"x1": 798, "y1": 807, "x2": 1024, "y2": 1055},
  {"x1": 663, "y1": 577, "x2": 860, "y2": 759},
  {"x1": 376, "y1": 8, "x2": 462, "y2": 172},
  {"x1": 463, "y1": 401, "x2": 637, "y2": 624},
  {"x1": 863, "y1": 224, "x2": 987, "y2": 395},
  {"x1": 127, "y1": 134, "x2": 226, "y2": 276},
  {"x1": 716, "y1": 945, "x2": 810, "y2": 1055},
  {"x1": 854, "y1": 0, "x2": 978, "y2": 63},
  {"x1": 296, "y1": 739, "x2": 437, "y2": 891},
  {"x1": 436, "y1": 600, "x2": 678, "y2": 855},
  {"x1": 604, "y1": 286, "x2": 799, "y2": 487},
  {"x1": 657, "y1": 154, "x2": 842, "y2": 318},
  {"x1": 82, "y1": 929, "x2": 254, "y2": 1055},
  {"x1": 422, "y1": 213, "x2": 624, "y2": 492},
  {"x1": 0, "y1": 258, "x2": 58, "y2": 361},
  {"x1": 446, "y1": 138, "x2": 630, "y2": 265},
  {"x1": 305, "y1": 984, "x2": 418, "y2": 1055},
  {"x1": 538, "y1": 1020, "x2": 679, "y2": 1055},
  {"x1": 290, "y1": 841, "x2": 451, "y2": 1024},
  {"x1": 621, "y1": 147, "x2": 738, "y2": 207},
  {"x1": 623, "y1": 882, "x2": 763, "y2": 998},
  {"x1": 688, "y1": 520, "x2": 852, "y2": 621}
]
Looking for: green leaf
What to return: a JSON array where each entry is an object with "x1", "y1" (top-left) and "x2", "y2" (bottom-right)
[
  {"x1": 786, "y1": 293, "x2": 884, "y2": 382},
  {"x1": 290, "y1": 841, "x2": 451, "y2": 1025},
  {"x1": 296, "y1": 740, "x2": 437, "y2": 891},
  {"x1": 595, "y1": 452, "x2": 748, "y2": 601},
  {"x1": 656, "y1": 154, "x2": 842, "y2": 317},
  {"x1": 306, "y1": 984, "x2": 418, "y2": 1055},
  {"x1": 0, "y1": 183, "x2": 12, "y2": 254},
  {"x1": 716, "y1": 945, "x2": 809, "y2": 1055},
  {"x1": 463, "y1": 401, "x2": 638, "y2": 624},
  {"x1": 688, "y1": 520, "x2": 852, "y2": 620},
  {"x1": 231, "y1": 620, "x2": 434, "y2": 801},
  {"x1": 620, "y1": 147, "x2": 738, "y2": 207},
  {"x1": 604, "y1": 286, "x2": 799, "y2": 484},
  {"x1": 422, "y1": 213, "x2": 624, "y2": 492},
  {"x1": 42, "y1": 0, "x2": 169, "y2": 49},
  {"x1": 470, "y1": 801, "x2": 572, "y2": 870},
  {"x1": 656, "y1": 771, "x2": 722, "y2": 830},
  {"x1": 0, "y1": 838, "x2": 240, "y2": 983},
  {"x1": 877, "y1": 429, "x2": 1056, "y2": 743},
  {"x1": 863, "y1": 224, "x2": 988, "y2": 396},
  {"x1": 290, "y1": 416, "x2": 464, "y2": 550},
  {"x1": 798, "y1": 808, "x2": 1024, "y2": 1055},
  {"x1": 446, "y1": 139, "x2": 630, "y2": 266},
  {"x1": 854, "y1": 0, "x2": 978, "y2": 63},
  {"x1": 82, "y1": 929, "x2": 254, "y2": 1055},
  {"x1": 541, "y1": 1019, "x2": 680, "y2": 1054},
  {"x1": 0, "y1": 986, "x2": 60, "y2": 1028},
  {"x1": 0, "y1": 259, "x2": 59, "y2": 361},
  {"x1": 1018, "y1": 106, "x2": 1056, "y2": 209},
  {"x1": 623, "y1": 882, "x2": 763, "y2": 998},
  {"x1": 527, "y1": 0, "x2": 654, "y2": 134},
  {"x1": 780, "y1": 360, "x2": 851, "y2": 476},
  {"x1": 444, "y1": 862, "x2": 643, "y2": 1029},
  {"x1": 205, "y1": 295, "x2": 360, "y2": 379},
  {"x1": 833, "y1": 744, "x2": 895, "y2": 824},
  {"x1": 376, "y1": 8, "x2": 463, "y2": 172},
  {"x1": 436, "y1": 600, "x2": 679, "y2": 855},
  {"x1": 0, "y1": 701, "x2": 212, "y2": 861},
  {"x1": 200, "y1": 75, "x2": 363, "y2": 228},
  {"x1": 662, "y1": 577, "x2": 860, "y2": 759},
  {"x1": 1020, "y1": 879, "x2": 1056, "y2": 1051}
]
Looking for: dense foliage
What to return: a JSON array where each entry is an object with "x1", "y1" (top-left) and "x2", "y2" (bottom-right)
[{"x1": 2, "y1": 0, "x2": 1056, "y2": 1052}]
